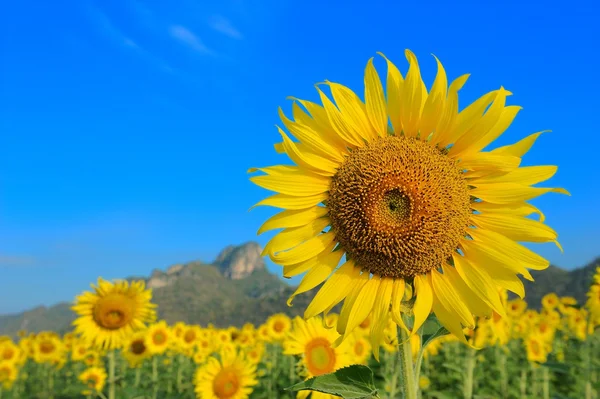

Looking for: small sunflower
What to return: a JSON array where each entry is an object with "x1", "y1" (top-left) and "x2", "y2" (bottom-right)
[
  {"x1": 586, "y1": 266, "x2": 600, "y2": 321},
  {"x1": 250, "y1": 50, "x2": 567, "y2": 354},
  {"x1": 348, "y1": 334, "x2": 371, "y2": 364},
  {"x1": 32, "y1": 335, "x2": 64, "y2": 364},
  {"x1": 123, "y1": 331, "x2": 150, "y2": 367},
  {"x1": 0, "y1": 340, "x2": 21, "y2": 365},
  {"x1": 78, "y1": 366, "x2": 107, "y2": 396},
  {"x1": 506, "y1": 299, "x2": 527, "y2": 318},
  {"x1": 194, "y1": 350, "x2": 258, "y2": 399},
  {"x1": 525, "y1": 335, "x2": 549, "y2": 363},
  {"x1": 72, "y1": 278, "x2": 157, "y2": 350},
  {"x1": 266, "y1": 313, "x2": 292, "y2": 341},
  {"x1": 145, "y1": 321, "x2": 172, "y2": 355},
  {"x1": 284, "y1": 316, "x2": 353, "y2": 381},
  {"x1": 541, "y1": 293, "x2": 559, "y2": 310},
  {"x1": 0, "y1": 362, "x2": 18, "y2": 390},
  {"x1": 71, "y1": 341, "x2": 89, "y2": 362},
  {"x1": 180, "y1": 325, "x2": 201, "y2": 350}
]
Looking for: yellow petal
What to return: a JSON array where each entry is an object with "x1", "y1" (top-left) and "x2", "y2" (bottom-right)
[
  {"x1": 485, "y1": 265, "x2": 526, "y2": 298},
  {"x1": 278, "y1": 107, "x2": 345, "y2": 161},
  {"x1": 282, "y1": 241, "x2": 337, "y2": 279},
  {"x1": 324, "y1": 81, "x2": 376, "y2": 142},
  {"x1": 257, "y1": 206, "x2": 328, "y2": 235},
  {"x1": 412, "y1": 274, "x2": 433, "y2": 333},
  {"x1": 304, "y1": 260, "x2": 361, "y2": 318},
  {"x1": 364, "y1": 57, "x2": 388, "y2": 138},
  {"x1": 336, "y1": 272, "x2": 370, "y2": 335},
  {"x1": 391, "y1": 279, "x2": 408, "y2": 331},
  {"x1": 316, "y1": 86, "x2": 364, "y2": 147},
  {"x1": 250, "y1": 171, "x2": 330, "y2": 197},
  {"x1": 420, "y1": 55, "x2": 448, "y2": 139},
  {"x1": 491, "y1": 131, "x2": 549, "y2": 157},
  {"x1": 459, "y1": 152, "x2": 521, "y2": 172},
  {"x1": 459, "y1": 233, "x2": 535, "y2": 281},
  {"x1": 450, "y1": 88, "x2": 512, "y2": 156},
  {"x1": 432, "y1": 74, "x2": 469, "y2": 147},
  {"x1": 474, "y1": 165, "x2": 558, "y2": 186},
  {"x1": 400, "y1": 49, "x2": 427, "y2": 138},
  {"x1": 337, "y1": 276, "x2": 380, "y2": 340},
  {"x1": 471, "y1": 201, "x2": 545, "y2": 222},
  {"x1": 274, "y1": 142, "x2": 285, "y2": 153},
  {"x1": 451, "y1": 255, "x2": 505, "y2": 317},
  {"x1": 446, "y1": 88, "x2": 502, "y2": 146},
  {"x1": 376, "y1": 52, "x2": 404, "y2": 135},
  {"x1": 369, "y1": 278, "x2": 394, "y2": 361},
  {"x1": 442, "y1": 264, "x2": 492, "y2": 318},
  {"x1": 287, "y1": 248, "x2": 345, "y2": 304},
  {"x1": 468, "y1": 228, "x2": 550, "y2": 270},
  {"x1": 432, "y1": 294, "x2": 470, "y2": 346},
  {"x1": 278, "y1": 127, "x2": 339, "y2": 175},
  {"x1": 289, "y1": 99, "x2": 348, "y2": 153},
  {"x1": 430, "y1": 269, "x2": 475, "y2": 328},
  {"x1": 263, "y1": 217, "x2": 331, "y2": 256},
  {"x1": 250, "y1": 192, "x2": 328, "y2": 210},
  {"x1": 470, "y1": 183, "x2": 570, "y2": 204},
  {"x1": 471, "y1": 213, "x2": 558, "y2": 244},
  {"x1": 269, "y1": 231, "x2": 336, "y2": 265}
]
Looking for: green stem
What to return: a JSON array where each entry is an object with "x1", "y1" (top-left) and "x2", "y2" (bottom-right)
[
  {"x1": 48, "y1": 364, "x2": 55, "y2": 399},
  {"x1": 176, "y1": 355, "x2": 184, "y2": 393},
  {"x1": 398, "y1": 326, "x2": 417, "y2": 399},
  {"x1": 497, "y1": 346, "x2": 508, "y2": 399},
  {"x1": 134, "y1": 367, "x2": 141, "y2": 388},
  {"x1": 463, "y1": 347, "x2": 476, "y2": 399},
  {"x1": 531, "y1": 364, "x2": 539, "y2": 397},
  {"x1": 152, "y1": 356, "x2": 159, "y2": 399},
  {"x1": 520, "y1": 369, "x2": 528, "y2": 399},
  {"x1": 107, "y1": 351, "x2": 116, "y2": 399},
  {"x1": 542, "y1": 366, "x2": 550, "y2": 399},
  {"x1": 388, "y1": 350, "x2": 398, "y2": 399}
]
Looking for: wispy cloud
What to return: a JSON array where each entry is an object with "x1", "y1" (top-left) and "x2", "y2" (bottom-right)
[
  {"x1": 169, "y1": 25, "x2": 214, "y2": 55},
  {"x1": 0, "y1": 255, "x2": 36, "y2": 268},
  {"x1": 209, "y1": 15, "x2": 243, "y2": 40}
]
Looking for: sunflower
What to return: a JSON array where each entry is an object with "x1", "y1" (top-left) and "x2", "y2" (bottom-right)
[
  {"x1": 0, "y1": 362, "x2": 18, "y2": 390},
  {"x1": 525, "y1": 335, "x2": 549, "y2": 363},
  {"x1": 72, "y1": 278, "x2": 157, "y2": 350},
  {"x1": 123, "y1": 331, "x2": 150, "y2": 367},
  {"x1": 284, "y1": 316, "x2": 353, "y2": 383},
  {"x1": 266, "y1": 313, "x2": 292, "y2": 341},
  {"x1": 541, "y1": 293, "x2": 559, "y2": 310},
  {"x1": 83, "y1": 350, "x2": 103, "y2": 367},
  {"x1": 348, "y1": 333, "x2": 371, "y2": 364},
  {"x1": 586, "y1": 266, "x2": 600, "y2": 321},
  {"x1": 194, "y1": 350, "x2": 258, "y2": 399},
  {"x1": 180, "y1": 325, "x2": 201, "y2": 350},
  {"x1": 71, "y1": 341, "x2": 89, "y2": 362},
  {"x1": 78, "y1": 366, "x2": 107, "y2": 396},
  {"x1": 0, "y1": 340, "x2": 21, "y2": 365},
  {"x1": 32, "y1": 335, "x2": 64, "y2": 364},
  {"x1": 506, "y1": 299, "x2": 527, "y2": 318},
  {"x1": 250, "y1": 50, "x2": 567, "y2": 354},
  {"x1": 145, "y1": 321, "x2": 172, "y2": 355}
]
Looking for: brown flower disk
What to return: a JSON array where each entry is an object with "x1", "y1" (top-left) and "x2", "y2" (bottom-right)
[{"x1": 327, "y1": 136, "x2": 471, "y2": 279}]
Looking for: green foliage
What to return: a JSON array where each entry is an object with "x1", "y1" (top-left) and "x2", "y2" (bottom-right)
[{"x1": 286, "y1": 365, "x2": 379, "y2": 399}]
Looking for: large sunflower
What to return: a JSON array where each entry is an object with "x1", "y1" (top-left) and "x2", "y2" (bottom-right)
[
  {"x1": 250, "y1": 50, "x2": 568, "y2": 354},
  {"x1": 72, "y1": 278, "x2": 157, "y2": 350}
]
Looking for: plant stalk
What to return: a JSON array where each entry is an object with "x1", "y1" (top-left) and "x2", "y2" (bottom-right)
[
  {"x1": 398, "y1": 326, "x2": 417, "y2": 399},
  {"x1": 107, "y1": 350, "x2": 116, "y2": 399},
  {"x1": 463, "y1": 347, "x2": 476, "y2": 399}
]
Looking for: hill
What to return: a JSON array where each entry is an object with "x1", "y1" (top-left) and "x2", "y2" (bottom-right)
[{"x1": 0, "y1": 242, "x2": 597, "y2": 336}]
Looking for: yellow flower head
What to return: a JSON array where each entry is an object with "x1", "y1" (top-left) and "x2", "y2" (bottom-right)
[
  {"x1": 265, "y1": 313, "x2": 292, "y2": 342},
  {"x1": 79, "y1": 366, "x2": 107, "y2": 396},
  {"x1": 123, "y1": 330, "x2": 150, "y2": 367},
  {"x1": 145, "y1": 321, "x2": 172, "y2": 355},
  {"x1": 194, "y1": 350, "x2": 258, "y2": 399},
  {"x1": 506, "y1": 299, "x2": 527, "y2": 318},
  {"x1": 525, "y1": 335, "x2": 549, "y2": 363},
  {"x1": 71, "y1": 278, "x2": 157, "y2": 350},
  {"x1": 541, "y1": 293, "x2": 560, "y2": 310},
  {"x1": 0, "y1": 340, "x2": 21, "y2": 365},
  {"x1": 0, "y1": 362, "x2": 19, "y2": 390},
  {"x1": 250, "y1": 50, "x2": 567, "y2": 357}
]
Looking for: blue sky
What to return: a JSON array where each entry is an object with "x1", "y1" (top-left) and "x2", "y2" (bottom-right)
[{"x1": 1, "y1": 0, "x2": 598, "y2": 315}]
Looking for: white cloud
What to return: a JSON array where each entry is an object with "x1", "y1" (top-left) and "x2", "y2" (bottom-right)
[
  {"x1": 169, "y1": 25, "x2": 213, "y2": 55},
  {"x1": 0, "y1": 255, "x2": 36, "y2": 267},
  {"x1": 209, "y1": 15, "x2": 243, "y2": 40}
]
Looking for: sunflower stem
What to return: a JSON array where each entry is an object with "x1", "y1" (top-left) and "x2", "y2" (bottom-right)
[
  {"x1": 463, "y1": 347, "x2": 476, "y2": 399},
  {"x1": 151, "y1": 356, "x2": 159, "y2": 399},
  {"x1": 107, "y1": 350, "x2": 116, "y2": 399},
  {"x1": 542, "y1": 365, "x2": 550, "y2": 399},
  {"x1": 397, "y1": 325, "x2": 417, "y2": 399},
  {"x1": 519, "y1": 368, "x2": 528, "y2": 399},
  {"x1": 134, "y1": 366, "x2": 141, "y2": 387},
  {"x1": 496, "y1": 345, "x2": 508, "y2": 399},
  {"x1": 176, "y1": 354, "x2": 184, "y2": 393}
]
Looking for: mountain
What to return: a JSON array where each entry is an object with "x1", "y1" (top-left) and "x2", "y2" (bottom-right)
[{"x1": 0, "y1": 243, "x2": 597, "y2": 336}]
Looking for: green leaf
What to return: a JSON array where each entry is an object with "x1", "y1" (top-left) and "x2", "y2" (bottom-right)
[
  {"x1": 541, "y1": 361, "x2": 571, "y2": 374},
  {"x1": 285, "y1": 364, "x2": 379, "y2": 399},
  {"x1": 421, "y1": 313, "x2": 450, "y2": 348}
]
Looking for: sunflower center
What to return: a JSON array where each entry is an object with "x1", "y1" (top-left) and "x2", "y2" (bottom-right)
[
  {"x1": 305, "y1": 337, "x2": 336, "y2": 376},
  {"x1": 2, "y1": 349, "x2": 14, "y2": 360},
  {"x1": 328, "y1": 136, "x2": 471, "y2": 279},
  {"x1": 184, "y1": 330, "x2": 196, "y2": 344},
  {"x1": 354, "y1": 341, "x2": 364, "y2": 356},
  {"x1": 213, "y1": 367, "x2": 240, "y2": 399},
  {"x1": 93, "y1": 294, "x2": 134, "y2": 330},
  {"x1": 39, "y1": 341, "x2": 55, "y2": 354},
  {"x1": 273, "y1": 321, "x2": 285, "y2": 333},
  {"x1": 86, "y1": 375, "x2": 99, "y2": 388},
  {"x1": 531, "y1": 340, "x2": 541, "y2": 356},
  {"x1": 152, "y1": 331, "x2": 166, "y2": 345},
  {"x1": 130, "y1": 339, "x2": 146, "y2": 355}
]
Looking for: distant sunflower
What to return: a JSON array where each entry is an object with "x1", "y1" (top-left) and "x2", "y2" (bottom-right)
[
  {"x1": 284, "y1": 317, "x2": 352, "y2": 381},
  {"x1": 145, "y1": 321, "x2": 172, "y2": 355},
  {"x1": 585, "y1": 266, "x2": 600, "y2": 321},
  {"x1": 32, "y1": 335, "x2": 64, "y2": 364},
  {"x1": 72, "y1": 278, "x2": 157, "y2": 350},
  {"x1": 194, "y1": 350, "x2": 258, "y2": 399},
  {"x1": 266, "y1": 313, "x2": 292, "y2": 341},
  {"x1": 525, "y1": 335, "x2": 549, "y2": 363},
  {"x1": 78, "y1": 366, "x2": 107, "y2": 396},
  {"x1": 123, "y1": 331, "x2": 150, "y2": 367},
  {"x1": 0, "y1": 341, "x2": 20, "y2": 365},
  {"x1": 0, "y1": 362, "x2": 18, "y2": 390},
  {"x1": 180, "y1": 325, "x2": 201, "y2": 350},
  {"x1": 250, "y1": 50, "x2": 568, "y2": 353}
]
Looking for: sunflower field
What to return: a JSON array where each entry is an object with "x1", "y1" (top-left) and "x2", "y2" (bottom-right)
[{"x1": 0, "y1": 266, "x2": 598, "y2": 399}]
